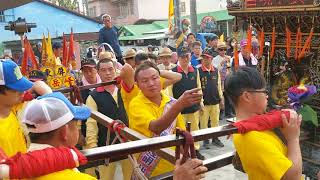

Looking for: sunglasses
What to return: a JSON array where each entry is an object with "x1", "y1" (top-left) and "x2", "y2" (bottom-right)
[{"x1": 218, "y1": 48, "x2": 227, "y2": 51}]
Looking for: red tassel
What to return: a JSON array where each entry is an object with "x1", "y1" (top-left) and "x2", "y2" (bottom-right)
[
  {"x1": 298, "y1": 27, "x2": 314, "y2": 62},
  {"x1": 259, "y1": 28, "x2": 265, "y2": 58},
  {"x1": 295, "y1": 27, "x2": 301, "y2": 60},
  {"x1": 234, "y1": 44, "x2": 239, "y2": 70},
  {"x1": 286, "y1": 26, "x2": 291, "y2": 58},
  {"x1": 246, "y1": 26, "x2": 252, "y2": 53},
  {"x1": 270, "y1": 26, "x2": 276, "y2": 59}
]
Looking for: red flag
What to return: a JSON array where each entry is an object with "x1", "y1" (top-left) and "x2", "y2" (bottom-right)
[
  {"x1": 68, "y1": 28, "x2": 76, "y2": 69},
  {"x1": 62, "y1": 33, "x2": 68, "y2": 67},
  {"x1": 21, "y1": 37, "x2": 39, "y2": 75}
]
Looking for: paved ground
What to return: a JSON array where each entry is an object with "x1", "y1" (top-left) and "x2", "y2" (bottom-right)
[{"x1": 200, "y1": 137, "x2": 247, "y2": 180}]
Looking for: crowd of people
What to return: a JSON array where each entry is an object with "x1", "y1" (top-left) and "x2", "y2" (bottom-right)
[{"x1": 0, "y1": 12, "x2": 318, "y2": 180}]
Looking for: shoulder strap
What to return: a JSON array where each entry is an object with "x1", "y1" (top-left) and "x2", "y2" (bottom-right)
[{"x1": 117, "y1": 89, "x2": 129, "y2": 126}]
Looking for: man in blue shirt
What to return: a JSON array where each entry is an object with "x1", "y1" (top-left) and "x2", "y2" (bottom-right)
[
  {"x1": 99, "y1": 14, "x2": 124, "y2": 64},
  {"x1": 190, "y1": 41, "x2": 202, "y2": 67}
]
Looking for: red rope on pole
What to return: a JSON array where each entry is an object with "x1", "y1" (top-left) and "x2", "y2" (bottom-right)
[
  {"x1": 175, "y1": 129, "x2": 196, "y2": 164},
  {"x1": 1, "y1": 147, "x2": 87, "y2": 179}
]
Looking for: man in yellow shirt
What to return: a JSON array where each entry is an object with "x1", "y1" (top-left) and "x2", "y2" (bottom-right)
[
  {"x1": 225, "y1": 66, "x2": 302, "y2": 180},
  {"x1": 22, "y1": 92, "x2": 95, "y2": 180},
  {"x1": 129, "y1": 61, "x2": 203, "y2": 178},
  {"x1": 0, "y1": 59, "x2": 52, "y2": 157}
]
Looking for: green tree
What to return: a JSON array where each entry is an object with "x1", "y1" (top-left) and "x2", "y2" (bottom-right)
[{"x1": 50, "y1": 0, "x2": 78, "y2": 11}]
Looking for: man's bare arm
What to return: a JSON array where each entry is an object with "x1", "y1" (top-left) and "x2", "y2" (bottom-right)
[{"x1": 160, "y1": 70, "x2": 182, "y2": 89}]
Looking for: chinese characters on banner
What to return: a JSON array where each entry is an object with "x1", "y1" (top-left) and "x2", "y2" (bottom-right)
[
  {"x1": 41, "y1": 65, "x2": 75, "y2": 89},
  {"x1": 246, "y1": 0, "x2": 312, "y2": 8}
]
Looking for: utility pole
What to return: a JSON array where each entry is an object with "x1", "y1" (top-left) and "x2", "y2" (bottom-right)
[
  {"x1": 174, "y1": 0, "x2": 181, "y2": 31},
  {"x1": 190, "y1": 0, "x2": 197, "y2": 34}
]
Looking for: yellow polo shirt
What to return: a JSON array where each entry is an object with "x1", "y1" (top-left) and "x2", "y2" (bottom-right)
[
  {"x1": 233, "y1": 130, "x2": 292, "y2": 180},
  {"x1": 32, "y1": 169, "x2": 96, "y2": 180},
  {"x1": 128, "y1": 92, "x2": 185, "y2": 177},
  {"x1": 0, "y1": 104, "x2": 27, "y2": 157}
]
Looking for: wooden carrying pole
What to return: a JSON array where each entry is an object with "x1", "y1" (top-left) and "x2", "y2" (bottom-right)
[
  {"x1": 80, "y1": 111, "x2": 237, "y2": 170},
  {"x1": 54, "y1": 80, "x2": 117, "y2": 93}
]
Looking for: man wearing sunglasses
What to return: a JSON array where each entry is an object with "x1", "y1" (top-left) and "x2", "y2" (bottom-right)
[{"x1": 213, "y1": 41, "x2": 234, "y2": 119}]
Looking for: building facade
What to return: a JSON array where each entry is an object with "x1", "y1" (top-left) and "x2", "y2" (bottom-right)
[{"x1": 87, "y1": 0, "x2": 228, "y2": 25}]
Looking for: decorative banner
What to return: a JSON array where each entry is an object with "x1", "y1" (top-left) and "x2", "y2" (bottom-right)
[
  {"x1": 49, "y1": 78, "x2": 63, "y2": 89},
  {"x1": 245, "y1": 0, "x2": 314, "y2": 8},
  {"x1": 41, "y1": 67, "x2": 54, "y2": 79},
  {"x1": 55, "y1": 65, "x2": 67, "y2": 78},
  {"x1": 63, "y1": 75, "x2": 76, "y2": 87}
]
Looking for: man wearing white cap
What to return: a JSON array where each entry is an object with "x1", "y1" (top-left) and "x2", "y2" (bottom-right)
[
  {"x1": 22, "y1": 92, "x2": 95, "y2": 179},
  {"x1": 0, "y1": 59, "x2": 52, "y2": 157}
]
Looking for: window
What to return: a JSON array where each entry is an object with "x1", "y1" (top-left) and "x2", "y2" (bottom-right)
[
  {"x1": 129, "y1": 0, "x2": 134, "y2": 15},
  {"x1": 0, "y1": 11, "x2": 5, "y2": 22},
  {"x1": 88, "y1": 6, "x2": 96, "y2": 17},
  {"x1": 180, "y1": 2, "x2": 186, "y2": 13},
  {"x1": 120, "y1": 2, "x2": 129, "y2": 17}
]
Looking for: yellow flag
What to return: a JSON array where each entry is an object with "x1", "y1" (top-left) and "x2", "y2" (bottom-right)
[
  {"x1": 168, "y1": 0, "x2": 174, "y2": 32},
  {"x1": 41, "y1": 34, "x2": 48, "y2": 66},
  {"x1": 220, "y1": 33, "x2": 224, "y2": 42},
  {"x1": 46, "y1": 32, "x2": 57, "y2": 67}
]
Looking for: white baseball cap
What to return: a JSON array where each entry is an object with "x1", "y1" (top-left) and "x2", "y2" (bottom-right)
[{"x1": 22, "y1": 92, "x2": 91, "y2": 133}]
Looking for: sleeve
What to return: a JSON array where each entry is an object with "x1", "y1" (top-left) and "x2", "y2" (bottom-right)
[
  {"x1": 98, "y1": 29, "x2": 104, "y2": 44},
  {"x1": 217, "y1": 72, "x2": 223, "y2": 98},
  {"x1": 160, "y1": 77, "x2": 165, "y2": 90},
  {"x1": 196, "y1": 70, "x2": 204, "y2": 106},
  {"x1": 234, "y1": 133, "x2": 292, "y2": 180},
  {"x1": 176, "y1": 114, "x2": 186, "y2": 131},
  {"x1": 85, "y1": 96, "x2": 99, "y2": 149},
  {"x1": 120, "y1": 84, "x2": 139, "y2": 111},
  {"x1": 128, "y1": 100, "x2": 155, "y2": 137}
]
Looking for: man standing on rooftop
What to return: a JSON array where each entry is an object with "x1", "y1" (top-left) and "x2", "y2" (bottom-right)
[{"x1": 99, "y1": 14, "x2": 124, "y2": 65}]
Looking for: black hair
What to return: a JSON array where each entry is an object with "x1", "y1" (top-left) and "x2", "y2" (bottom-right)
[
  {"x1": 148, "y1": 53, "x2": 157, "y2": 60},
  {"x1": 224, "y1": 66, "x2": 266, "y2": 106},
  {"x1": 27, "y1": 124, "x2": 59, "y2": 143},
  {"x1": 192, "y1": 41, "x2": 202, "y2": 48},
  {"x1": 97, "y1": 58, "x2": 114, "y2": 70},
  {"x1": 187, "y1": 33, "x2": 196, "y2": 39},
  {"x1": 135, "y1": 53, "x2": 149, "y2": 63},
  {"x1": 227, "y1": 37, "x2": 236, "y2": 47},
  {"x1": 0, "y1": 85, "x2": 9, "y2": 95},
  {"x1": 134, "y1": 61, "x2": 160, "y2": 82},
  {"x1": 27, "y1": 120, "x2": 76, "y2": 143}
]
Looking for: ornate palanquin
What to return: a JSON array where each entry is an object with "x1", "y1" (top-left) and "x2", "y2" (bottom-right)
[{"x1": 228, "y1": 1, "x2": 320, "y2": 178}]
